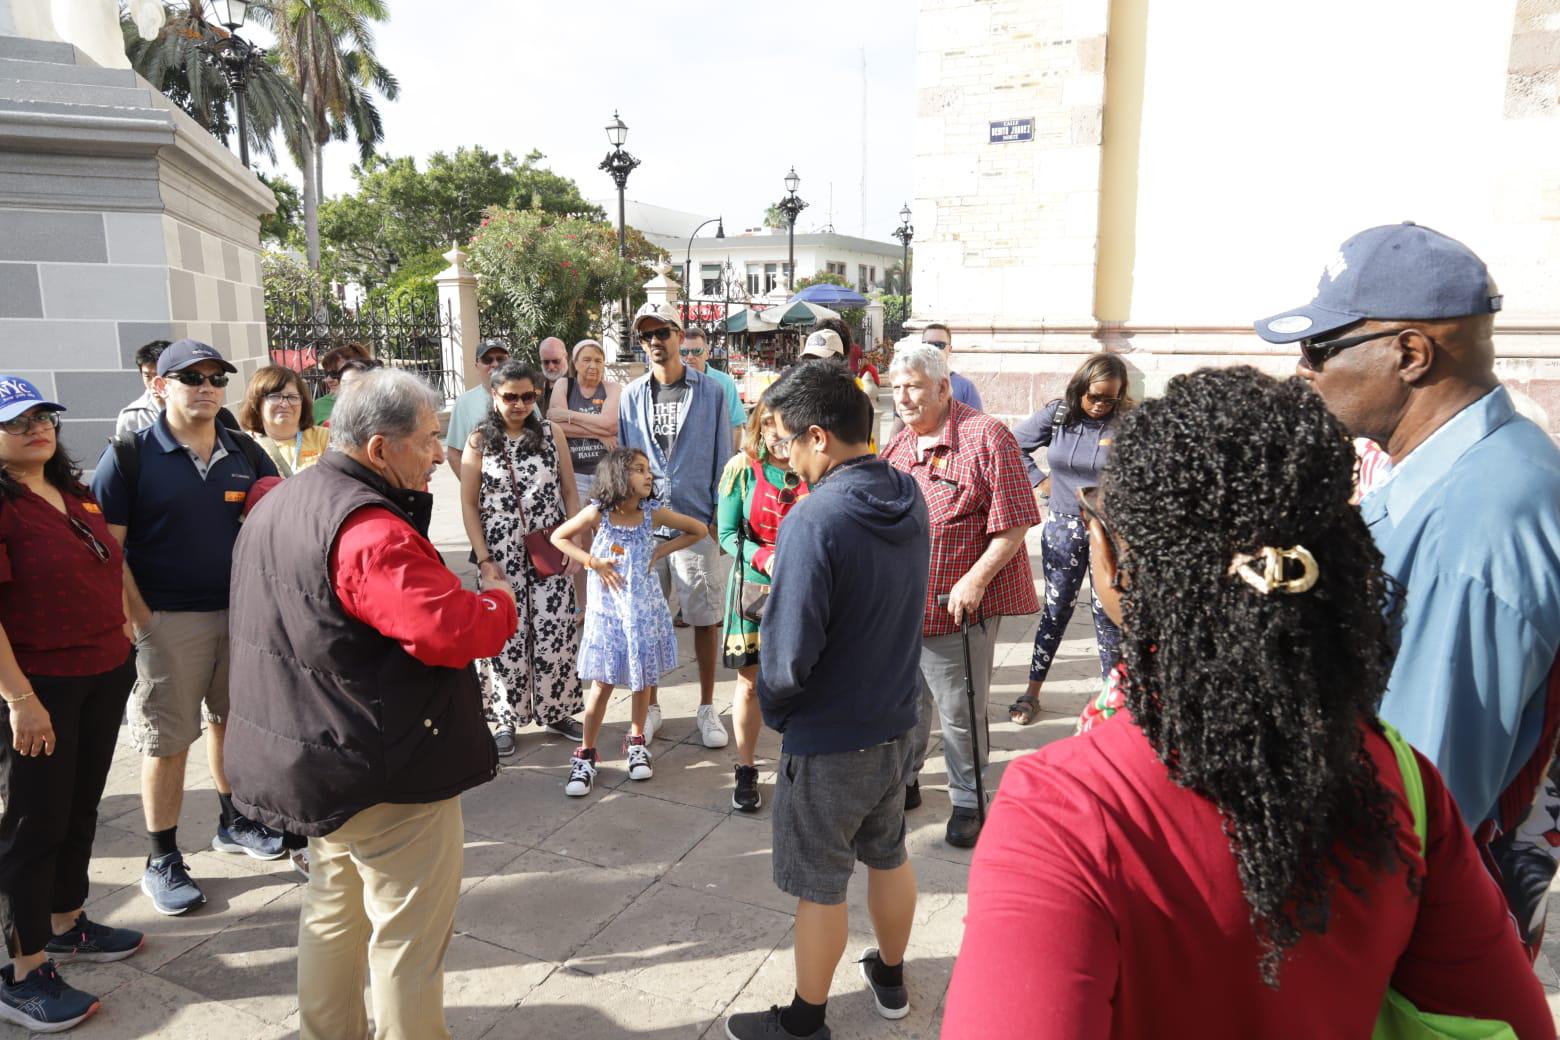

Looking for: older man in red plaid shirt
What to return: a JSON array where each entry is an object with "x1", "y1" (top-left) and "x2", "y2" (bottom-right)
[{"x1": 882, "y1": 343, "x2": 1040, "y2": 848}]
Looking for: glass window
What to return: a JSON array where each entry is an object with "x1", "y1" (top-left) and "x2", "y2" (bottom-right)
[
  {"x1": 746, "y1": 262, "x2": 763, "y2": 296},
  {"x1": 858, "y1": 264, "x2": 869, "y2": 292},
  {"x1": 701, "y1": 263, "x2": 721, "y2": 296},
  {"x1": 764, "y1": 263, "x2": 779, "y2": 293}
]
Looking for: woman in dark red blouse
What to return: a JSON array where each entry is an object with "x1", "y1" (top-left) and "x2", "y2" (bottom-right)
[
  {"x1": 0, "y1": 378, "x2": 144, "y2": 1032},
  {"x1": 944, "y1": 368, "x2": 1553, "y2": 1039}
]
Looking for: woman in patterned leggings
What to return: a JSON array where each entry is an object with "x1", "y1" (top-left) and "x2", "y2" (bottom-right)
[{"x1": 1009, "y1": 353, "x2": 1131, "y2": 725}]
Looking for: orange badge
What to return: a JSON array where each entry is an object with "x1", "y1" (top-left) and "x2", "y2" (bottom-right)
[
  {"x1": 81, "y1": 502, "x2": 102, "y2": 514},
  {"x1": 611, "y1": 544, "x2": 625, "y2": 555},
  {"x1": 224, "y1": 490, "x2": 246, "y2": 503}
]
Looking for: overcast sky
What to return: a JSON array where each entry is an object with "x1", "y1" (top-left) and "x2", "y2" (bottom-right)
[{"x1": 254, "y1": 1, "x2": 918, "y2": 244}]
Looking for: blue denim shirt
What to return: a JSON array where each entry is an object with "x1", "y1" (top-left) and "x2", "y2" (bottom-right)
[
  {"x1": 1367, "y1": 386, "x2": 1560, "y2": 826},
  {"x1": 618, "y1": 365, "x2": 733, "y2": 525}
]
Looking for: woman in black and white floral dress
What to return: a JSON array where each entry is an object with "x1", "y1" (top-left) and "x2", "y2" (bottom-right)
[{"x1": 459, "y1": 360, "x2": 585, "y2": 756}]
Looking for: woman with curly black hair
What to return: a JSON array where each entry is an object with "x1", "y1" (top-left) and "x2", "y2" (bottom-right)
[{"x1": 943, "y1": 367, "x2": 1551, "y2": 1039}]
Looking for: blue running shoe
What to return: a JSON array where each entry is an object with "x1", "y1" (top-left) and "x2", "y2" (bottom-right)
[
  {"x1": 43, "y1": 913, "x2": 143, "y2": 963},
  {"x1": 141, "y1": 852, "x2": 206, "y2": 916},
  {"x1": 0, "y1": 960, "x2": 100, "y2": 1033},
  {"x1": 212, "y1": 815, "x2": 285, "y2": 860}
]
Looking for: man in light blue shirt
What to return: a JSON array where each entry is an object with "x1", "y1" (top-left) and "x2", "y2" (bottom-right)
[
  {"x1": 1257, "y1": 222, "x2": 1560, "y2": 947},
  {"x1": 920, "y1": 323, "x2": 983, "y2": 412},
  {"x1": 680, "y1": 327, "x2": 745, "y2": 431}
]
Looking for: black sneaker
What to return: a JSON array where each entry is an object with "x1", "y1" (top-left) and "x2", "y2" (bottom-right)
[
  {"x1": 141, "y1": 851, "x2": 206, "y2": 916},
  {"x1": 43, "y1": 913, "x2": 143, "y2": 963},
  {"x1": 732, "y1": 764, "x2": 762, "y2": 812},
  {"x1": 544, "y1": 717, "x2": 585, "y2": 742},
  {"x1": 724, "y1": 1006, "x2": 831, "y2": 1039},
  {"x1": 857, "y1": 947, "x2": 909, "y2": 1020},
  {"x1": 945, "y1": 806, "x2": 982, "y2": 849},
  {"x1": 0, "y1": 960, "x2": 99, "y2": 1032},
  {"x1": 212, "y1": 814, "x2": 285, "y2": 860},
  {"x1": 904, "y1": 780, "x2": 921, "y2": 811}
]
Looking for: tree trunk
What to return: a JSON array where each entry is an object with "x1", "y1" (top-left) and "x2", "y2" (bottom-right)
[
  {"x1": 302, "y1": 102, "x2": 320, "y2": 272},
  {"x1": 315, "y1": 138, "x2": 326, "y2": 209}
]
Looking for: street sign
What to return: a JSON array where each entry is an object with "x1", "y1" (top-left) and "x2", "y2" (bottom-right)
[{"x1": 989, "y1": 118, "x2": 1034, "y2": 143}]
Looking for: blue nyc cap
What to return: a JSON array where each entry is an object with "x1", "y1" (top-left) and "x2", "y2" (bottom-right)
[
  {"x1": 1255, "y1": 222, "x2": 1503, "y2": 344},
  {"x1": 156, "y1": 338, "x2": 238, "y2": 377},
  {"x1": 0, "y1": 376, "x2": 66, "y2": 422}
]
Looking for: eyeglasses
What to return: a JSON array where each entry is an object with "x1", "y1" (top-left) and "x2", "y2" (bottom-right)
[
  {"x1": 264, "y1": 393, "x2": 302, "y2": 406},
  {"x1": 500, "y1": 390, "x2": 539, "y2": 405},
  {"x1": 777, "y1": 471, "x2": 802, "y2": 505},
  {"x1": 770, "y1": 431, "x2": 803, "y2": 459},
  {"x1": 170, "y1": 371, "x2": 230, "y2": 388},
  {"x1": 540, "y1": 357, "x2": 568, "y2": 368},
  {"x1": 0, "y1": 411, "x2": 60, "y2": 436},
  {"x1": 1299, "y1": 327, "x2": 1403, "y2": 372},
  {"x1": 68, "y1": 515, "x2": 110, "y2": 563},
  {"x1": 638, "y1": 328, "x2": 676, "y2": 344},
  {"x1": 1083, "y1": 392, "x2": 1122, "y2": 407}
]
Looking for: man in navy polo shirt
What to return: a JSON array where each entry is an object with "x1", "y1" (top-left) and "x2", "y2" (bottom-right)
[{"x1": 91, "y1": 339, "x2": 282, "y2": 916}]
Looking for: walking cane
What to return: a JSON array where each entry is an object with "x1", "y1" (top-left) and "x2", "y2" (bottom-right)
[{"x1": 936, "y1": 595, "x2": 987, "y2": 824}]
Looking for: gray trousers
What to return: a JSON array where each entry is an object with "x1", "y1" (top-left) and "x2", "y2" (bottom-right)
[{"x1": 911, "y1": 618, "x2": 998, "y2": 810}]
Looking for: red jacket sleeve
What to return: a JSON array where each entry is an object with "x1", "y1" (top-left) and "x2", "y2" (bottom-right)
[
  {"x1": 943, "y1": 754, "x2": 1118, "y2": 1040},
  {"x1": 329, "y1": 507, "x2": 517, "y2": 668},
  {"x1": 1390, "y1": 748, "x2": 1555, "y2": 1039}
]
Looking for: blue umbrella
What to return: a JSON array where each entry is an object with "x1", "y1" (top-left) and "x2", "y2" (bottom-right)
[{"x1": 793, "y1": 283, "x2": 869, "y2": 308}]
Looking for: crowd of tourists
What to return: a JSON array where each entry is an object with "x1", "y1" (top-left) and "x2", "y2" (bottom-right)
[{"x1": 0, "y1": 222, "x2": 1557, "y2": 1039}]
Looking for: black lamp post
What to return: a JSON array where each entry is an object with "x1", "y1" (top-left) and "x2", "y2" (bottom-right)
[
  {"x1": 682, "y1": 216, "x2": 725, "y2": 328},
  {"x1": 200, "y1": 0, "x2": 264, "y2": 168},
  {"x1": 892, "y1": 202, "x2": 914, "y2": 296},
  {"x1": 776, "y1": 167, "x2": 808, "y2": 291},
  {"x1": 598, "y1": 110, "x2": 641, "y2": 361}
]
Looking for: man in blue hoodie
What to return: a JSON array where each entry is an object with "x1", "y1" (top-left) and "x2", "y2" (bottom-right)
[{"x1": 723, "y1": 362, "x2": 929, "y2": 1040}]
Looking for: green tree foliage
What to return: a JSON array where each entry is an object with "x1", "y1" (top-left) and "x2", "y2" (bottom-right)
[
  {"x1": 262, "y1": 249, "x2": 342, "y2": 318},
  {"x1": 791, "y1": 271, "x2": 850, "y2": 293},
  {"x1": 258, "y1": 172, "x2": 303, "y2": 246},
  {"x1": 467, "y1": 207, "x2": 665, "y2": 350},
  {"x1": 320, "y1": 147, "x2": 605, "y2": 296}
]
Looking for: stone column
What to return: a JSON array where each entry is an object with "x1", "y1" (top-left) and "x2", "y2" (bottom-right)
[{"x1": 434, "y1": 243, "x2": 479, "y2": 398}]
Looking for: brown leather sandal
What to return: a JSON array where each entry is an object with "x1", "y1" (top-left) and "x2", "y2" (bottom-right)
[{"x1": 1009, "y1": 695, "x2": 1040, "y2": 726}]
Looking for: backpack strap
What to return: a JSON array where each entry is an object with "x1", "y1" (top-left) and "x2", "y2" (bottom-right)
[
  {"x1": 1379, "y1": 719, "x2": 1427, "y2": 850},
  {"x1": 225, "y1": 427, "x2": 268, "y2": 479},
  {"x1": 110, "y1": 430, "x2": 142, "y2": 519},
  {"x1": 1051, "y1": 399, "x2": 1068, "y2": 431}
]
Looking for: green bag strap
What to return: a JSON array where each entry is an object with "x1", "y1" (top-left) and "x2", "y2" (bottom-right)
[{"x1": 1379, "y1": 720, "x2": 1427, "y2": 851}]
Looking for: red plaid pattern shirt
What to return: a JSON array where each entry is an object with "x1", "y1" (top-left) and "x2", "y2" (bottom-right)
[{"x1": 882, "y1": 401, "x2": 1041, "y2": 637}]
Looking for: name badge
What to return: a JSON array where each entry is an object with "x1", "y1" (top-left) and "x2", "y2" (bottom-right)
[
  {"x1": 82, "y1": 502, "x2": 102, "y2": 514},
  {"x1": 225, "y1": 490, "x2": 246, "y2": 503}
]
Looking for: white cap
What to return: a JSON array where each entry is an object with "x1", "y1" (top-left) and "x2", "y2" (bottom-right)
[
  {"x1": 800, "y1": 329, "x2": 844, "y2": 358},
  {"x1": 632, "y1": 300, "x2": 684, "y2": 332}
]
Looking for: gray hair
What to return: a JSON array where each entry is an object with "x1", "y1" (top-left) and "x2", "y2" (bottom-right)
[
  {"x1": 889, "y1": 343, "x2": 950, "y2": 384},
  {"x1": 329, "y1": 369, "x2": 442, "y2": 451}
]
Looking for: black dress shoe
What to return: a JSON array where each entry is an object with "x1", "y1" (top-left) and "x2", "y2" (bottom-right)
[
  {"x1": 945, "y1": 806, "x2": 982, "y2": 848},
  {"x1": 904, "y1": 780, "x2": 921, "y2": 811}
]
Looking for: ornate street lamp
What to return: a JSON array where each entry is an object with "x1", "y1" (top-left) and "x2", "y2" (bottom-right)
[
  {"x1": 598, "y1": 110, "x2": 641, "y2": 361},
  {"x1": 682, "y1": 216, "x2": 725, "y2": 327},
  {"x1": 776, "y1": 167, "x2": 808, "y2": 291},
  {"x1": 200, "y1": 0, "x2": 264, "y2": 168},
  {"x1": 892, "y1": 202, "x2": 914, "y2": 296}
]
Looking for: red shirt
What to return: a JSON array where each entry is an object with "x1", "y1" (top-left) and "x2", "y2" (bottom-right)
[
  {"x1": 328, "y1": 507, "x2": 516, "y2": 668},
  {"x1": 943, "y1": 712, "x2": 1554, "y2": 1040},
  {"x1": 881, "y1": 400, "x2": 1040, "y2": 637},
  {"x1": 0, "y1": 485, "x2": 129, "y2": 676}
]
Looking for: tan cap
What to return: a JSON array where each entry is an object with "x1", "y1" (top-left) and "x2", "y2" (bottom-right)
[
  {"x1": 800, "y1": 329, "x2": 845, "y2": 358},
  {"x1": 632, "y1": 300, "x2": 684, "y2": 332}
]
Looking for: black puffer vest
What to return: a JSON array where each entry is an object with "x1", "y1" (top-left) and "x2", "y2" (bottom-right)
[{"x1": 225, "y1": 452, "x2": 498, "y2": 836}]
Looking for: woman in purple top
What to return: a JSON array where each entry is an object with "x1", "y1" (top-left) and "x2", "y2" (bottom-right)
[{"x1": 1009, "y1": 352, "x2": 1131, "y2": 725}]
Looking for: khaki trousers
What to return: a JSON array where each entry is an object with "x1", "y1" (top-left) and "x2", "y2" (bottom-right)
[{"x1": 297, "y1": 797, "x2": 464, "y2": 1040}]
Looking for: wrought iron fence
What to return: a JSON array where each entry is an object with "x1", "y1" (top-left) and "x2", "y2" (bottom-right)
[
  {"x1": 267, "y1": 296, "x2": 461, "y2": 400},
  {"x1": 475, "y1": 312, "x2": 539, "y2": 368}
]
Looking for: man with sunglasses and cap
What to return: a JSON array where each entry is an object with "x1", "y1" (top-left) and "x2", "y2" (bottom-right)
[
  {"x1": 445, "y1": 337, "x2": 512, "y2": 483},
  {"x1": 618, "y1": 301, "x2": 734, "y2": 750},
  {"x1": 1257, "y1": 222, "x2": 1560, "y2": 953},
  {"x1": 90, "y1": 339, "x2": 282, "y2": 918}
]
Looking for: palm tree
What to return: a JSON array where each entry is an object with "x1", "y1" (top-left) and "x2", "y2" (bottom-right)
[
  {"x1": 122, "y1": 3, "x2": 306, "y2": 166},
  {"x1": 257, "y1": 0, "x2": 398, "y2": 271}
]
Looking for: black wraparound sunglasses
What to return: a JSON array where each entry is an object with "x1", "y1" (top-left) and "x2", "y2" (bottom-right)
[{"x1": 1299, "y1": 327, "x2": 1403, "y2": 372}]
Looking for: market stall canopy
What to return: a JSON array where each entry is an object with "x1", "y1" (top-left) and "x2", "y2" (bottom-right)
[
  {"x1": 793, "y1": 283, "x2": 869, "y2": 308},
  {"x1": 758, "y1": 300, "x2": 841, "y2": 327},
  {"x1": 718, "y1": 308, "x2": 779, "y2": 334}
]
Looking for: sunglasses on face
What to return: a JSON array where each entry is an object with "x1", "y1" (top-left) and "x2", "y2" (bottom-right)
[
  {"x1": 0, "y1": 411, "x2": 60, "y2": 436},
  {"x1": 638, "y1": 328, "x2": 676, "y2": 344},
  {"x1": 265, "y1": 393, "x2": 302, "y2": 406},
  {"x1": 500, "y1": 391, "x2": 539, "y2": 405},
  {"x1": 171, "y1": 371, "x2": 229, "y2": 388},
  {"x1": 1299, "y1": 327, "x2": 1403, "y2": 372},
  {"x1": 479, "y1": 354, "x2": 509, "y2": 366},
  {"x1": 1084, "y1": 392, "x2": 1122, "y2": 407},
  {"x1": 68, "y1": 514, "x2": 110, "y2": 562}
]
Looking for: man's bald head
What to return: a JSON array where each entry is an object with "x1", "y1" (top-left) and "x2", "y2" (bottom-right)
[{"x1": 538, "y1": 337, "x2": 568, "y2": 383}]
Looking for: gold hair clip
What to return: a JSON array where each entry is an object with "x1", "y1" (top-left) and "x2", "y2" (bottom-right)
[{"x1": 1228, "y1": 545, "x2": 1319, "y2": 595}]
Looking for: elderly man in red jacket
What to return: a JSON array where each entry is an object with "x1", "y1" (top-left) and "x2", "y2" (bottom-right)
[{"x1": 225, "y1": 369, "x2": 517, "y2": 1040}]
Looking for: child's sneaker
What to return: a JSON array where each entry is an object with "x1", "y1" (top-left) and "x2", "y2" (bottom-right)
[
  {"x1": 566, "y1": 749, "x2": 598, "y2": 797},
  {"x1": 626, "y1": 735, "x2": 653, "y2": 781}
]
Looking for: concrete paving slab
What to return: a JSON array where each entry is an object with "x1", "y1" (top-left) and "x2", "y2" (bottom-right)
[
  {"x1": 543, "y1": 791, "x2": 723, "y2": 876},
  {"x1": 509, "y1": 967, "x2": 715, "y2": 1038}
]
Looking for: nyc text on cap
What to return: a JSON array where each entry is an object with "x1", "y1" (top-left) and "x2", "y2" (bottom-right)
[{"x1": 0, "y1": 376, "x2": 66, "y2": 422}]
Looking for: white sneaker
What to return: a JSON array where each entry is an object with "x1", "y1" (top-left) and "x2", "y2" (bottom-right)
[
  {"x1": 626, "y1": 737, "x2": 653, "y2": 781},
  {"x1": 696, "y1": 704, "x2": 729, "y2": 749},
  {"x1": 644, "y1": 704, "x2": 662, "y2": 743},
  {"x1": 566, "y1": 752, "x2": 598, "y2": 797}
]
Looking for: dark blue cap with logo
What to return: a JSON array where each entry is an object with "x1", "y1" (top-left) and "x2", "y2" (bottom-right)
[
  {"x1": 0, "y1": 376, "x2": 66, "y2": 422},
  {"x1": 1255, "y1": 221, "x2": 1503, "y2": 344},
  {"x1": 155, "y1": 338, "x2": 238, "y2": 376}
]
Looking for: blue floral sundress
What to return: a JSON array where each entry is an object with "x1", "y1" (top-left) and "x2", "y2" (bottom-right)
[{"x1": 577, "y1": 499, "x2": 678, "y2": 690}]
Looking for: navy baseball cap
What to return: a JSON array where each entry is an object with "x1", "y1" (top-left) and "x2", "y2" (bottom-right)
[
  {"x1": 1255, "y1": 222, "x2": 1503, "y2": 344},
  {"x1": 155, "y1": 338, "x2": 238, "y2": 376},
  {"x1": 0, "y1": 376, "x2": 66, "y2": 422},
  {"x1": 476, "y1": 337, "x2": 510, "y2": 360}
]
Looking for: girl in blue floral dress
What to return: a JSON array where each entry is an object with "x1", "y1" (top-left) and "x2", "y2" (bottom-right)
[{"x1": 550, "y1": 448, "x2": 705, "y2": 796}]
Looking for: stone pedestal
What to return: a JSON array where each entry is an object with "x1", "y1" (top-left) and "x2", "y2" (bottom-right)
[
  {"x1": 0, "y1": 33, "x2": 273, "y2": 462},
  {"x1": 434, "y1": 243, "x2": 479, "y2": 399}
]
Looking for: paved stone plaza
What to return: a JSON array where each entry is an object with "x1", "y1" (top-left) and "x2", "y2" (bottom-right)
[{"x1": 7, "y1": 468, "x2": 1560, "y2": 1038}]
